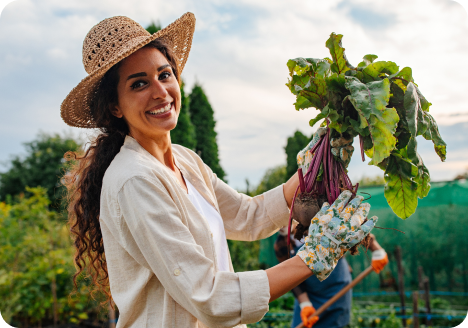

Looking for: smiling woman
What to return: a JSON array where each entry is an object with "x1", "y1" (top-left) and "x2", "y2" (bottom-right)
[{"x1": 61, "y1": 12, "x2": 376, "y2": 328}]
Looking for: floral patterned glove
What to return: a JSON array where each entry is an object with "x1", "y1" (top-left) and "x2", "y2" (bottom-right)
[
  {"x1": 296, "y1": 190, "x2": 378, "y2": 281},
  {"x1": 297, "y1": 127, "x2": 354, "y2": 173},
  {"x1": 330, "y1": 135, "x2": 354, "y2": 168}
]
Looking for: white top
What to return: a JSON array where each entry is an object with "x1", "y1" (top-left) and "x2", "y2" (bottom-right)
[{"x1": 185, "y1": 179, "x2": 231, "y2": 272}]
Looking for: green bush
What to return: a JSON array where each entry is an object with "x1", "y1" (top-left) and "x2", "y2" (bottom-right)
[{"x1": 0, "y1": 187, "x2": 104, "y2": 327}]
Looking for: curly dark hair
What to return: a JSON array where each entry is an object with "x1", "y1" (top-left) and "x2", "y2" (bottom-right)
[{"x1": 63, "y1": 39, "x2": 180, "y2": 303}]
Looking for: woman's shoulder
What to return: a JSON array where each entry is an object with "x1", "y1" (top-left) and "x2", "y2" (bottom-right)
[
  {"x1": 172, "y1": 144, "x2": 205, "y2": 169},
  {"x1": 172, "y1": 144, "x2": 199, "y2": 160},
  {"x1": 102, "y1": 142, "x2": 165, "y2": 195}
]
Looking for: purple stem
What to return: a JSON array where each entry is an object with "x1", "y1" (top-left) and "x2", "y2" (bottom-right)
[
  {"x1": 306, "y1": 144, "x2": 325, "y2": 193},
  {"x1": 298, "y1": 168, "x2": 305, "y2": 193}
]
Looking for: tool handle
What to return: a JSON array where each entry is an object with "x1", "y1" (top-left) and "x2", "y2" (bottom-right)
[{"x1": 295, "y1": 266, "x2": 374, "y2": 328}]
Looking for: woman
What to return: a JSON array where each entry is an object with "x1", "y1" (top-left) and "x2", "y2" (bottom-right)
[{"x1": 62, "y1": 12, "x2": 377, "y2": 328}]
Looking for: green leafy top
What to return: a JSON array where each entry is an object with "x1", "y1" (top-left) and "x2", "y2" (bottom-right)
[{"x1": 286, "y1": 33, "x2": 447, "y2": 219}]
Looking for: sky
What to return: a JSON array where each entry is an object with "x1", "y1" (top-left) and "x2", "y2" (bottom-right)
[{"x1": 0, "y1": 0, "x2": 467, "y2": 190}]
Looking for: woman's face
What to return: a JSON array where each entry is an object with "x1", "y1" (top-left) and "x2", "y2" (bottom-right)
[{"x1": 112, "y1": 46, "x2": 181, "y2": 140}]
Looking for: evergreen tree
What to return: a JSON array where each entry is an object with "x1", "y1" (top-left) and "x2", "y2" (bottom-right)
[
  {"x1": 171, "y1": 79, "x2": 197, "y2": 149},
  {"x1": 284, "y1": 130, "x2": 311, "y2": 178},
  {"x1": 146, "y1": 21, "x2": 161, "y2": 34},
  {"x1": 189, "y1": 83, "x2": 226, "y2": 181}
]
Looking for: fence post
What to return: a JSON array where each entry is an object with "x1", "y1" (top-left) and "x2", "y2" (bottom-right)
[
  {"x1": 418, "y1": 266, "x2": 424, "y2": 291},
  {"x1": 395, "y1": 246, "x2": 407, "y2": 327},
  {"x1": 413, "y1": 291, "x2": 419, "y2": 328},
  {"x1": 423, "y1": 278, "x2": 432, "y2": 326}
]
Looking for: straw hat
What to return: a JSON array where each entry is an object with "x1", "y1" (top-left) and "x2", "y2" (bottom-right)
[{"x1": 61, "y1": 12, "x2": 196, "y2": 128}]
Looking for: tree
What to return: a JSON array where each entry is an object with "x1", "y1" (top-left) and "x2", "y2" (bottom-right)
[
  {"x1": 171, "y1": 79, "x2": 197, "y2": 149},
  {"x1": 145, "y1": 21, "x2": 161, "y2": 34},
  {"x1": 189, "y1": 83, "x2": 226, "y2": 181},
  {"x1": 253, "y1": 165, "x2": 287, "y2": 196},
  {"x1": 284, "y1": 130, "x2": 311, "y2": 178},
  {"x1": 0, "y1": 133, "x2": 81, "y2": 210}
]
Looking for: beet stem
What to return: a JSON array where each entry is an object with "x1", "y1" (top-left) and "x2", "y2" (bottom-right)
[{"x1": 298, "y1": 168, "x2": 305, "y2": 193}]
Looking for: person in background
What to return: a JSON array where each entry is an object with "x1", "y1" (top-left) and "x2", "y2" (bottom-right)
[{"x1": 275, "y1": 228, "x2": 388, "y2": 328}]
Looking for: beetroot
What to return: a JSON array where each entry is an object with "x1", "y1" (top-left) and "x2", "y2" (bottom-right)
[
  {"x1": 287, "y1": 124, "x2": 359, "y2": 248},
  {"x1": 292, "y1": 193, "x2": 327, "y2": 240}
]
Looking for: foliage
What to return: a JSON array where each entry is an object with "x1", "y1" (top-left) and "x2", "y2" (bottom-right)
[
  {"x1": 0, "y1": 187, "x2": 103, "y2": 327},
  {"x1": 230, "y1": 166, "x2": 288, "y2": 272},
  {"x1": 349, "y1": 303, "x2": 403, "y2": 328},
  {"x1": 189, "y1": 83, "x2": 227, "y2": 181},
  {"x1": 227, "y1": 239, "x2": 262, "y2": 272},
  {"x1": 145, "y1": 21, "x2": 161, "y2": 34},
  {"x1": 358, "y1": 175, "x2": 385, "y2": 186},
  {"x1": 253, "y1": 165, "x2": 287, "y2": 195},
  {"x1": 171, "y1": 79, "x2": 197, "y2": 150},
  {"x1": 286, "y1": 33, "x2": 446, "y2": 219},
  {"x1": 0, "y1": 133, "x2": 81, "y2": 210},
  {"x1": 285, "y1": 130, "x2": 311, "y2": 178}
]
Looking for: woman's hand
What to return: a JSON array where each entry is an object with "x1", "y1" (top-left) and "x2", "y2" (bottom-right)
[
  {"x1": 296, "y1": 190, "x2": 377, "y2": 281},
  {"x1": 283, "y1": 172, "x2": 299, "y2": 208}
]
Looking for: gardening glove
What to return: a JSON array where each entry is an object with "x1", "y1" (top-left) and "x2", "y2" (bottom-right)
[
  {"x1": 371, "y1": 249, "x2": 388, "y2": 274},
  {"x1": 297, "y1": 127, "x2": 327, "y2": 173},
  {"x1": 330, "y1": 136, "x2": 354, "y2": 168},
  {"x1": 300, "y1": 302, "x2": 319, "y2": 328},
  {"x1": 297, "y1": 127, "x2": 354, "y2": 173},
  {"x1": 296, "y1": 190, "x2": 378, "y2": 281}
]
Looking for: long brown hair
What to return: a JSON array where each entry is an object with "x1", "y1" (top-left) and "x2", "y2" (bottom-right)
[{"x1": 64, "y1": 39, "x2": 180, "y2": 303}]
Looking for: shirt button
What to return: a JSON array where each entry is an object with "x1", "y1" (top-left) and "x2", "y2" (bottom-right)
[{"x1": 173, "y1": 268, "x2": 181, "y2": 276}]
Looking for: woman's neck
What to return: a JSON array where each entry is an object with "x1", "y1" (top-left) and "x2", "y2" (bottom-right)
[{"x1": 130, "y1": 131, "x2": 176, "y2": 171}]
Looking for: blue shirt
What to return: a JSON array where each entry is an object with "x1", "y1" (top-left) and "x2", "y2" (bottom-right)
[{"x1": 291, "y1": 256, "x2": 352, "y2": 328}]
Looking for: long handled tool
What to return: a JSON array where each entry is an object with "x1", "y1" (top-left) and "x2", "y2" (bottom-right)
[{"x1": 295, "y1": 266, "x2": 375, "y2": 328}]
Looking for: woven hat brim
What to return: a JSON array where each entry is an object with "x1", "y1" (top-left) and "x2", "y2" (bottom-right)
[{"x1": 61, "y1": 12, "x2": 196, "y2": 128}]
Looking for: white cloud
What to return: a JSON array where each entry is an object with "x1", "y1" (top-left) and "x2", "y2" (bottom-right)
[{"x1": 0, "y1": 0, "x2": 466, "y2": 189}]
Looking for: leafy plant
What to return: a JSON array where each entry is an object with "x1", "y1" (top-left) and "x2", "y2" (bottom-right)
[
  {"x1": 0, "y1": 187, "x2": 104, "y2": 326},
  {"x1": 286, "y1": 33, "x2": 446, "y2": 219}
]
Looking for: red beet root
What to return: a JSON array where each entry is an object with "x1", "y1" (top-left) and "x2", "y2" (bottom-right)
[
  {"x1": 292, "y1": 192, "x2": 327, "y2": 240},
  {"x1": 287, "y1": 123, "x2": 359, "y2": 249}
]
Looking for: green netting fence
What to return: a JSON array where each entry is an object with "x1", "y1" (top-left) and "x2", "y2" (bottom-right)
[{"x1": 259, "y1": 179, "x2": 468, "y2": 293}]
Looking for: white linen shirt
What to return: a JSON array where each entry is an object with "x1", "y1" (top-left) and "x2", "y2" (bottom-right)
[{"x1": 99, "y1": 136, "x2": 291, "y2": 328}]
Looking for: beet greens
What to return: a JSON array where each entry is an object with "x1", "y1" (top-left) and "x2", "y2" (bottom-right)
[{"x1": 286, "y1": 33, "x2": 446, "y2": 219}]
